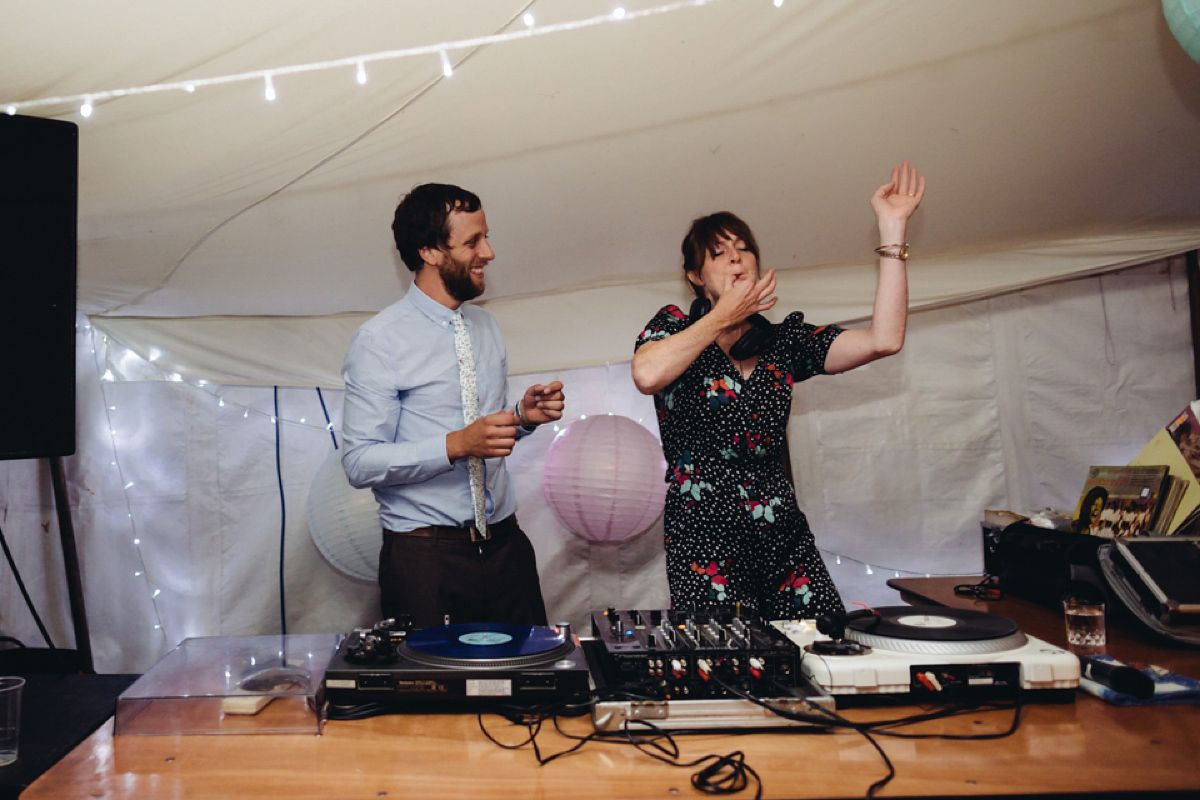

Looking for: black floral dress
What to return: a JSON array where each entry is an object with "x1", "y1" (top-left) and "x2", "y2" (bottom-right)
[{"x1": 635, "y1": 305, "x2": 845, "y2": 620}]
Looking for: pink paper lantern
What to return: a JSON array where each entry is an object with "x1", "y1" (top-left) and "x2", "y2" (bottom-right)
[{"x1": 542, "y1": 414, "x2": 668, "y2": 542}]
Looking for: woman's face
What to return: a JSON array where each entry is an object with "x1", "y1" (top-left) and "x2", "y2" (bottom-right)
[{"x1": 689, "y1": 234, "x2": 759, "y2": 301}]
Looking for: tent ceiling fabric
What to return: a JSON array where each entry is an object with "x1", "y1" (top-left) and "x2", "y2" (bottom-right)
[{"x1": 6, "y1": 0, "x2": 1200, "y2": 383}]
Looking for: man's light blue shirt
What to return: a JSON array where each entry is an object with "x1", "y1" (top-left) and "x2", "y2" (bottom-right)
[{"x1": 341, "y1": 282, "x2": 521, "y2": 532}]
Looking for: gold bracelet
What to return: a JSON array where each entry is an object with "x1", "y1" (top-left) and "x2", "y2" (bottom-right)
[{"x1": 874, "y1": 243, "x2": 909, "y2": 261}]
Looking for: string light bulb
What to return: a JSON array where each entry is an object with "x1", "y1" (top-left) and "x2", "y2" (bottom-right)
[
  {"x1": 4, "y1": 105, "x2": 15, "y2": 115},
  {"x1": 264, "y1": 74, "x2": 276, "y2": 101},
  {"x1": 773, "y1": 0, "x2": 783, "y2": 6},
  {"x1": 184, "y1": 84, "x2": 196, "y2": 93},
  {"x1": 613, "y1": 7, "x2": 627, "y2": 19},
  {"x1": 523, "y1": 12, "x2": 535, "y2": 26},
  {"x1": 440, "y1": 50, "x2": 453, "y2": 77},
  {"x1": 355, "y1": 60, "x2": 367, "y2": 85},
  {"x1": 80, "y1": 98, "x2": 93, "y2": 117}
]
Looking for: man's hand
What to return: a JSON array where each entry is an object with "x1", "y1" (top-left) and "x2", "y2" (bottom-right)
[
  {"x1": 446, "y1": 411, "x2": 520, "y2": 460},
  {"x1": 518, "y1": 381, "x2": 565, "y2": 426}
]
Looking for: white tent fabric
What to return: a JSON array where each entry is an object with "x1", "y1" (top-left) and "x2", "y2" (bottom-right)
[
  {"x1": 91, "y1": 226, "x2": 1200, "y2": 384},
  {"x1": 2, "y1": 1, "x2": 1200, "y2": 672},
  {"x1": 1, "y1": 260, "x2": 1193, "y2": 673},
  {"x1": 3, "y1": 0, "x2": 1200, "y2": 382}
]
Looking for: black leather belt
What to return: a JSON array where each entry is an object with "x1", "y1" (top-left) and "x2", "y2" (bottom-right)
[{"x1": 386, "y1": 515, "x2": 517, "y2": 543}]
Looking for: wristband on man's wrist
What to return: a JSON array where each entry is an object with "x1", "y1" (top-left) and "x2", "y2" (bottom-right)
[{"x1": 514, "y1": 401, "x2": 537, "y2": 431}]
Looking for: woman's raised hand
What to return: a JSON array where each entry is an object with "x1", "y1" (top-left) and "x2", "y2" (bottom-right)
[{"x1": 870, "y1": 161, "x2": 925, "y2": 226}]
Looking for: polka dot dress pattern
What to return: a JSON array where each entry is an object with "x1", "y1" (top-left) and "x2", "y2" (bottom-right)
[{"x1": 635, "y1": 305, "x2": 845, "y2": 620}]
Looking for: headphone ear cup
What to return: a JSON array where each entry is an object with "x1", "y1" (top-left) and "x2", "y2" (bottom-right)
[
  {"x1": 688, "y1": 298, "x2": 711, "y2": 323},
  {"x1": 729, "y1": 314, "x2": 776, "y2": 360}
]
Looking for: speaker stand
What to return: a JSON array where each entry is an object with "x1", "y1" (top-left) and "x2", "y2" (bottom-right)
[{"x1": 48, "y1": 456, "x2": 94, "y2": 673}]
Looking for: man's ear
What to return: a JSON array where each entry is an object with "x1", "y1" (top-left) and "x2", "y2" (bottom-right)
[
  {"x1": 418, "y1": 246, "x2": 444, "y2": 268},
  {"x1": 685, "y1": 269, "x2": 704, "y2": 289}
]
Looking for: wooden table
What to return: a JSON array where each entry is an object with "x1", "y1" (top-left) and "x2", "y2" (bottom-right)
[{"x1": 22, "y1": 585, "x2": 1200, "y2": 799}]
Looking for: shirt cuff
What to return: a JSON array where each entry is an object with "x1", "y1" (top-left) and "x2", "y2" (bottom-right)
[
  {"x1": 514, "y1": 400, "x2": 537, "y2": 432},
  {"x1": 420, "y1": 434, "x2": 453, "y2": 470}
]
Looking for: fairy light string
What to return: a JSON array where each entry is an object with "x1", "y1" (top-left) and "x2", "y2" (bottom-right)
[
  {"x1": 2, "y1": 0, "x2": 732, "y2": 115},
  {"x1": 85, "y1": 323, "x2": 171, "y2": 650}
]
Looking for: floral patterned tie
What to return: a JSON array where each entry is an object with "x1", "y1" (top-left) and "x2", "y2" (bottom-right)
[{"x1": 450, "y1": 311, "x2": 488, "y2": 538}]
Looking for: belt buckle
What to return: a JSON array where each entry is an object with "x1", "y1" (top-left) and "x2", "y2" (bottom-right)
[{"x1": 468, "y1": 523, "x2": 489, "y2": 542}]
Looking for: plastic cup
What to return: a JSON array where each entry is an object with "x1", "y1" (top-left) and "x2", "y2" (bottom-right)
[
  {"x1": 0, "y1": 676, "x2": 23, "y2": 767},
  {"x1": 1062, "y1": 598, "x2": 1106, "y2": 656}
]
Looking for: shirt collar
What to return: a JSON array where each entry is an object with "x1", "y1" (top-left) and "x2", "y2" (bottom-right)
[{"x1": 406, "y1": 281, "x2": 469, "y2": 327}]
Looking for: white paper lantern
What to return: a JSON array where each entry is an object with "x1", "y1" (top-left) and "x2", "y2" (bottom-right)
[
  {"x1": 542, "y1": 414, "x2": 667, "y2": 542},
  {"x1": 306, "y1": 448, "x2": 380, "y2": 582}
]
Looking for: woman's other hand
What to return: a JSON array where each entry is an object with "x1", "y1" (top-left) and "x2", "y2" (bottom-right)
[{"x1": 871, "y1": 161, "x2": 925, "y2": 229}]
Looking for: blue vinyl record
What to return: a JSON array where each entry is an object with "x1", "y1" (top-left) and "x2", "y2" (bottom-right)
[{"x1": 401, "y1": 622, "x2": 573, "y2": 669}]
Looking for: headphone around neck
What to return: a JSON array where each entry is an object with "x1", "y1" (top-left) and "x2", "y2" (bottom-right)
[{"x1": 688, "y1": 298, "x2": 777, "y2": 361}]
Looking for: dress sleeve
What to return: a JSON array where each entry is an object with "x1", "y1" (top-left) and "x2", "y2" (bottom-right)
[
  {"x1": 634, "y1": 304, "x2": 689, "y2": 353},
  {"x1": 783, "y1": 311, "x2": 843, "y2": 381}
]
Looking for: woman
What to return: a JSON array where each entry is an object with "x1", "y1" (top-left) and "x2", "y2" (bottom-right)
[{"x1": 632, "y1": 162, "x2": 925, "y2": 619}]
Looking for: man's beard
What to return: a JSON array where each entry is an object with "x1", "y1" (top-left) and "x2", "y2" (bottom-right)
[{"x1": 439, "y1": 253, "x2": 484, "y2": 303}]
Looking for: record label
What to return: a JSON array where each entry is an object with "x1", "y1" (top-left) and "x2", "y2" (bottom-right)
[
  {"x1": 459, "y1": 632, "x2": 513, "y2": 646},
  {"x1": 894, "y1": 614, "x2": 957, "y2": 629}
]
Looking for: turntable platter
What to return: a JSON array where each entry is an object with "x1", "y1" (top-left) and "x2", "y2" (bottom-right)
[
  {"x1": 398, "y1": 622, "x2": 575, "y2": 669},
  {"x1": 846, "y1": 606, "x2": 1028, "y2": 655}
]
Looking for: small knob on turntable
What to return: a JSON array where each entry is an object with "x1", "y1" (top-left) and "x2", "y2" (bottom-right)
[{"x1": 555, "y1": 621, "x2": 573, "y2": 640}]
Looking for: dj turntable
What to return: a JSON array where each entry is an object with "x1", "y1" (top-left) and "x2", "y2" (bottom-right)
[
  {"x1": 323, "y1": 621, "x2": 590, "y2": 709},
  {"x1": 772, "y1": 606, "x2": 1080, "y2": 706}
]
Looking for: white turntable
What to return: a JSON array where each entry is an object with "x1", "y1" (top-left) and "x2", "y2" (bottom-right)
[{"x1": 772, "y1": 606, "x2": 1079, "y2": 705}]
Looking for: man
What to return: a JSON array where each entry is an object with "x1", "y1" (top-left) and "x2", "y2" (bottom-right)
[{"x1": 341, "y1": 183, "x2": 564, "y2": 630}]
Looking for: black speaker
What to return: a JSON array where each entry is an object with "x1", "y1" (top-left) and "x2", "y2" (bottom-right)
[{"x1": 0, "y1": 115, "x2": 78, "y2": 460}]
